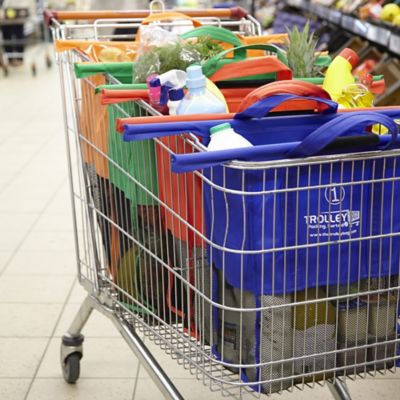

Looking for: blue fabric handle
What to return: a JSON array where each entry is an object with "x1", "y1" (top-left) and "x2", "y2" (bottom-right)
[
  {"x1": 234, "y1": 94, "x2": 338, "y2": 119},
  {"x1": 288, "y1": 112, "x2": 398, "y2": 158},
  {"x1": 123, "y1": 109, "x2": 400, "y2": 143},
  {"x1": 171, "y1": 112, "x2": 399, "y2": 173}
]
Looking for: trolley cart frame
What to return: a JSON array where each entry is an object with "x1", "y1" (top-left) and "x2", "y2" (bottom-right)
[{"x1": 51, "y1": 4, "x2": 399, "y2": 399}]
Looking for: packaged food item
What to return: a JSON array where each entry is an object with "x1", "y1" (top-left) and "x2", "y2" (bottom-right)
[{"x1": 293, "y1": 288, "x2": 336, "y2": 380}]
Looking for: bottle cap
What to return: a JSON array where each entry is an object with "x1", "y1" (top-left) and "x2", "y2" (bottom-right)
[
  {"x1": 149, "y1": 77, "x2": 161, "y2": 87},
  {"x1": 169, "y1": 88, "x2": 184, "y2": 101},
  {"x1": 186, "y1": 65, "x2": 206, "y2": 89},
  {"x1": 210, "y1": 122, "x2": 231, "y2": 135},
  {"x1": 339, "y1": 48, "x2": 359, "y2": 68}
]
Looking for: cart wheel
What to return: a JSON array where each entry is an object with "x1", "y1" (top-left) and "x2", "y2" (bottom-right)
[
  {"x1": 45, "y1": 55, "x2": 52, "y2": 69},
  {"x1": 62, "y1": 353, "x2": 81, "y2": 384},
  {"x1": 31, "y1": 64, "x2": 37, "y2": 77}
]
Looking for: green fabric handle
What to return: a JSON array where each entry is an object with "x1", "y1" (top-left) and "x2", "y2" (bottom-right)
[
  {"x1": 315, "y1": 55, "x2": 331, "y2": 67},
  {"x1": 180, "y1": 26, "x2": 242, "y2": 47},
  {"x1": 74, "y1": 62, "x2": 134, "y2": 82},
  {"x1": 202, "y1": 43, "x2": 288, "y2": 78}
]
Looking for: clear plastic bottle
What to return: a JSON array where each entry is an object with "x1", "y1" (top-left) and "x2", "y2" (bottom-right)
[
  {"x1": 207, "y1": 122, "x2": 253, "y2": 151},
  {"x1": 176, "y1": 65, "x2": 226, "y2": 115}
]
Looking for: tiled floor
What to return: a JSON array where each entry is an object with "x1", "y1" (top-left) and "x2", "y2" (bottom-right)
[{"x1": 0, "y1": 45, "x2": 400, "y2": 400}]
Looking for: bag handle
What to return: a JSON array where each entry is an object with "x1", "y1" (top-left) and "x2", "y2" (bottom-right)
[
  {"x1": 208, "y1": 57, "x2": 292, "y2": 83},
  {"x1": 170, "y1": 112, "x2": 399, "y2": 173},
  {"x1": 235, "y1": 94, "x2": 338, "y2": 119},
  {"x1": 202, "y1": 43, "x2": 288, "y2": 77},
  {"x1": 288, "y1": 111, "x2": 398, "y2": 157},
  {"x1": 238, "y1": 80, "x2": 330, "y2": 110},
  {"x1": 140, "y1": 11, "x2": 202, "y2": 27},
  {"x1": 238, "y1": 80, "x2": 331, "y2": 112},
  {"x1": 180, "y1": 26, "x2": 242, "y2": 48}
]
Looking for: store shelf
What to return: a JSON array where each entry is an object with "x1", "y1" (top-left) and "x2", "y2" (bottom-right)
[{"x1": 285, "y1": 0, "x2": 400, "y2": 56}]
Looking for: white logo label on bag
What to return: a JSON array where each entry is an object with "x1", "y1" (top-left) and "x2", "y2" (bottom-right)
[
  {"x1": 304, "y1": 185, "x2": 360, "y2": 239},
  {"x1": 324, "y1": 186, "x2": 345, "y2": 205}
]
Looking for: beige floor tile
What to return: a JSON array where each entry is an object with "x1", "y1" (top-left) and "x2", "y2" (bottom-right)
[
  {"x1": 0, "y1": 338, "x2": 48, "y2": 377},
  {"x1": 0, "y1": 252, "x2": 12, "y2": 269},
  {"x1": 0, "y1": 303, "x2": 63, "y2": 337},
  {"x1": 54, "y1": 303, "x2": 119, "y2": 338},
  {"x1": 37, "y1": 337, "x2": 139, "y2": 378},
  {"x1": 0, "y1": 192, "x2": 53, "y2": 214},
  {"x1": 0, "y1": 213, "x2": 40, "y2": 233},
  {"x1": 0, "y1": 275, "x2": 75, "y2": 303},
  {"x1": 345, "y1": 377, "x2": 400, "y2": 399},
  {"x1": 68, "y1": 282, "x2": 89, "y2": 305},
  {"x1": 19, "y1": 231, "x2": 75, "y2": 252},
  {"x1": 26, "y1": 378, "x2": 135, "y2": 400},
  {"x1": 0, "y1": 231, "x2": 30, "y2": 252},
  {"x1": 4, "y1": 250, "x2": 76, "y2": 276},
  {"x1": 0, "y1": 378, "x2": 31, "y2": 400},
  {"x1": 33, "y1": 213, "x2": 74, "y2": 232}
]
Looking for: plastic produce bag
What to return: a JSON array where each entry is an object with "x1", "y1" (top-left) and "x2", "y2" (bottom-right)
[{"x1": 134, "y1": 26, "x2": 202, "y2": 83}]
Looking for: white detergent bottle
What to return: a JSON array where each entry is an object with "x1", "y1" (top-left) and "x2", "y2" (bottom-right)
[
  {"x1": 177, "y1": 65, "x2": 226, "y2": 115},
  {"x1": 207, "y1": 122, "x2": 253, "y2": 151}
]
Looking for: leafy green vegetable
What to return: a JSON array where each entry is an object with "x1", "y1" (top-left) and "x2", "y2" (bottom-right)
[{"x1": 134, "y1": 36, "x2": 224, "y2": 83}]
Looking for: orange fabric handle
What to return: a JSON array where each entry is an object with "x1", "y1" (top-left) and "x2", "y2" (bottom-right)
[
  {"x1": 209, "y1": 57, "x2": 292, "y2": 83},
  {"x1": 101, "y1": 89, "x2": 149, "y2": 105},
  {"x1": 47, "y1": 8, "x2": 235, "y2": 22}
]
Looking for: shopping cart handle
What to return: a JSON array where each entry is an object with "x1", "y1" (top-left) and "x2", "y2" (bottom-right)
[
  {"x1": 171, "y1": 134, "x2": 400, "y2": 173},
  {"x1": 43, "y1": 7, "x2": 247, "y2": 26}
]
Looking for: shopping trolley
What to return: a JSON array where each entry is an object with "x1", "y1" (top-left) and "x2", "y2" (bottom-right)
[{"x1": 49, "y1": 3, "x2": 400, "y2": 399}]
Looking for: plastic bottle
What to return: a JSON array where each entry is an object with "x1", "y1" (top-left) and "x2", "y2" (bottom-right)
[
  {"x1": 207, "y1": 122, "x2": 253, "y2": 151},
  {"x1": 146, "y1": 74, "x2": 167, "y2": 114},
  {"x1": 322, "y1": 48, "x2": 359, "y2": 102},
  {"x1": 167, "y1": 88, "x2": 184, "y2": 115},
  {"x1": 176, "y1": 65, "x2": 226, "y2": 115}
]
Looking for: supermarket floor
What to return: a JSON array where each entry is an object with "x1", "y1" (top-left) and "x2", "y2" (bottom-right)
[{"x1": 0, "y1": 46, "x2": 400, "y2": 400}]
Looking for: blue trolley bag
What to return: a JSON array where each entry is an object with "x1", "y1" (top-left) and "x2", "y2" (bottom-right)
[
  {"x1": 170, "y1": 106, "x2": 400, "y2": 297},
  {"x1": 124, "y1": 95, "x2": 400, "y2": 393},
  {"x1": 170, "y1": 103, "x2": 400, "y2": 392}
]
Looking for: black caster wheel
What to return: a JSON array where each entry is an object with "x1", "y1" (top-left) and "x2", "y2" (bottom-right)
[{"x1": 62, "y1": 353, "x2": 81, "y2": 384}]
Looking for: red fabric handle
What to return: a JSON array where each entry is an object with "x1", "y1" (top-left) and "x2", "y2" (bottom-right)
[{"x1": 238, "y1": 81, "x2": 332, "y2": 113}]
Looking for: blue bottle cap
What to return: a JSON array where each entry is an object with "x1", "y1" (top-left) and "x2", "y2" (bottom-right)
[{"x1": 169, "y1": 88, "x2": 184, "y2": 101}]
